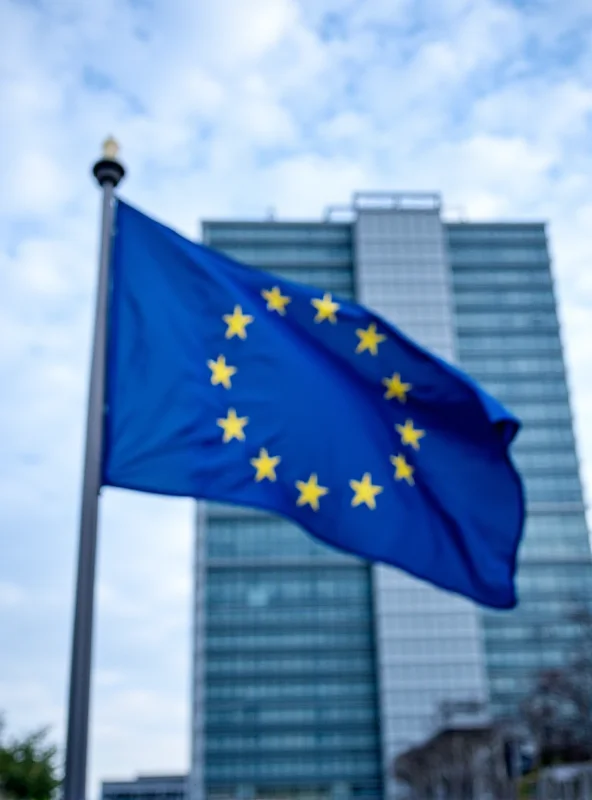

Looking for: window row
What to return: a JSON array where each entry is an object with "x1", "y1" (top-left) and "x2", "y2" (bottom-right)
[
  {"x1": 462, "y1": 356, "x2": 564, "y2": 375},
  {"x1": 205, "y1": 594, "x2": 370, "y2": 611},
  {"x1": 450, "y1": 247, "x2": 549, "y2": 264},
  {"x1": 356, "y1": 264, "x2": 451, "y2": 280},
  {"x1": 378, "y1": 663, "x2": 480, "y2": 681},
  {"x1": 457, "y1": 337, "x2": 561, "y2": 354},
  {"x1": 487, "y1": 649, "x2": 568, "y2": 669},
  {"x1": 360, "y1": 214, "x2": 440, "y2": 236},
  {"x1": 456, "y1": 312, "x2": 557, "y2": 330},
  {"x1": 207, "y1": 575, "x2": 369, "y2": 603},
  {"x1": 513, "y1": 425, "x2": 574, "y2": 446},
  {"x1": 518, "y1": 571, "x2": 592, "y2": 593},
  {"x1": 453, "y1": 269, "x2": 552, "y2": 287},
  {"x1": 360, "y1": 257, "x2": 447, "y2": 274},
  {"x1": 456, "y1": 291, "x2": 554, "y2": 307},
  {"x1": 446, "y1": 225, "x2": 545, "y2": 241},
  {"x1": 206, "y1": 594, "x2": 369, "y2": 612},
  {"x1": 270, "y1": 263, "x2": 353, "y2": 284},
  {"x1": 481, "y1": 380, "x2": 567, "y2": 401},
  {"x1": 374, "y1": 613, "x2": 481, "y2": 632},
  {"x1": 486, "y1": 621, "x2": 585, "y2": 643},
  {"x1": 359, "y1": 287, "x2": 451, "y2": 306},
  {"x1": 206, "y1": 632, "x2": 371, "y2": 650},
  {"x1": 206, "y1": 705, "x2": 376, "y2": 725},
  {"x1": 206, "y1": 655, "x2": 372, "y2": 675},
  {"x1": 207, "y1": 606, "x2": 372, "y2": 625},
  {"x1": 209, "y1": 517, "x2": 298, "y2": 536},
  {"x1": 524, "y1": 513, "x2": 588, "y2": 537},
  {"x1": 206, "y1": 681, "x2": 375, "y2": 701},
  {"x1": 206, "y1": 545, "x2": 346, "y2": 562},
  {"x1": 489, "y1": 675, "x2": 532, "y2": 694},
  {"x1": 519, "y1": 539, "x2": 591, "y2": 558},
  {"x1": 525, "y1": 488, "x2": 583, "y2": 504},
  {"x1": 485, "y1": 623, "x2": 561, "y2": 642},
  {"x1": 491, "y1": 599, "x2": 592, "y2": 619},
  {"x1": 523, "y1": 475, "x2": 582, "y2": 501},
  {"x1": 513, "y1": 450, "x2": 577, "y2": 470},
  {"x1": 205, "y1": 756, "x2": 379, "y2": 780},
  {"x1": 507, "y1": 404, "x2": 572, "y2": 424},
  {"x1": 517, "y1": 562, "x2": 592, "y2": 579},
  {"x1": 206, "y1": 564, "x2": 367, "y2": 582},
  {"x1": 381, "y1": 310, "x2": 451, "y2": 330},
  {"x1": 271, "y1": 267, "x2": 353, "y2": 290},
  {"x1": 374, "y1": 638, "x2": 483, "y2": 656},
  {"x1": 205, "y1": 223, "x2": 352, "y2": 245},
  {"x1": 206, "y1": 732, "x2": 377, "y2": 751},
  {"x1": 206, "y1": 539, "x2": 333, "y2": 560},
  {"x1": 218, "y1": 245, "x2": 352, "y2": 263},
  {"x1": 522, "y1": 525, "x2": 589, "y2": 545},
  {"x1": 363, "y1": 287, "x2": 446, "y2": 309},
  {"x1": 358, "y1": 245, "x2": 445, "y2": 261},
  {"x1": 207, "y1": 517, "x2": 345, "y2": 560},
  {"x1": 271, "y1": 276, "x2": 353, "y2": 300}
]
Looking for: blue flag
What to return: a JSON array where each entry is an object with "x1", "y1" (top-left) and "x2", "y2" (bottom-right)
[{"x1": 103, "y1": 201, "x2": 524, "y2": 609}]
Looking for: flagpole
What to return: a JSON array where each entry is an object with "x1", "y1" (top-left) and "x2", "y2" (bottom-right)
[{"x1": 63, "y1": 139, "x2": 125, "y2": 800}]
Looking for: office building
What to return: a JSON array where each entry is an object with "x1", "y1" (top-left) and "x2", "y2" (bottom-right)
[
  {"x1": 447, "y1": 220, "x2": 592, "y2": 718},
  {"x1": 190, "y1": 192, "x2": 592, "y2": 800}
]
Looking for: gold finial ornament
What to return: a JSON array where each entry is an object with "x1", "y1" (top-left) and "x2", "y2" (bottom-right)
[
  {"x1": 102, "y1": 136, "x2": 120, "y2": 160},
  {"x1": 93, "y1": 135, "x2": 125, "y2": 186}
]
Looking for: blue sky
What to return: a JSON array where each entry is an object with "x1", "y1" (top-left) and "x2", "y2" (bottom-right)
[{"x1": 1, "y1": 0, "x2": 592, "y2": 794}]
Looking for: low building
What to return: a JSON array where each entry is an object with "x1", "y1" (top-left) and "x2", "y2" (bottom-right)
[
  {"x1": 393, "y1": 701, "x2": 530, "y2": 799},
  {"x1": 101, "y1": 774, "x2": 188, "y2": 800}
]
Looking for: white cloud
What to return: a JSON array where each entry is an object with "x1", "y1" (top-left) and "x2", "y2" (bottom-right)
[
  {"x1": 1, "y1": 0, "x2": 592, "y2": 796},
  {"x1": 0, "y1": 582, "x2": 26, "y2": 609}
]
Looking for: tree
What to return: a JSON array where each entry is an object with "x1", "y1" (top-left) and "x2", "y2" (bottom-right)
[
  {"x1": 0, "y1": 716, "x2": 60, "y2": 800},
  {"x1": 522, "y1": 606, "x2": 592, "y2": 767}
]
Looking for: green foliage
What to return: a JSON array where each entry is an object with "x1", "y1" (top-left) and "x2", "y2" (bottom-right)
[{"x1": 0, "y1": 716, "x2": 60, "y2": 800}]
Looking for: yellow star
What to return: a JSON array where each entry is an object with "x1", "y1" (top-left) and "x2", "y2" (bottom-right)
[
  {"x1": 223, "y1": 305, "x2": 253, "y2": 339},
  {"x1": 217, "y1": 408, "x2": 249, "y2": 443},
  {"x1": 355, "y1": 323, "x2": 387, "y2": 356},
  {"x1": 262, "y1": 286, "x2": 291, "y2": 315},
  {"x1": 250, "y1": 448, "x2": 281, "y2": 482},
  {"x1": 350, "y1": 472, "x2": 384, "y2": 509},
  {"x1": 390, "y1": 454, "x2": 415, "y2": 486},
  {"x1": 295, "y1": 473, "x2": 329, "y2": 511},
  {"x1": 207, "y1": 355, "x2": 237, "y2": 389},
  {"x1": 311, "y1": 293, "x2": 340, "y2": 324},
  {"x1": 395, "y1": 419, "x2": 425, "y2": 451},
  {"x1": 382, "y1": 372, "x2": 412, "y2": 403}
]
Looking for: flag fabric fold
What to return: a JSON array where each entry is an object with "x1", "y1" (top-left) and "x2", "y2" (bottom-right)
[{"x1": 103, "y1": 200, "x2": 524, "y2": 609}]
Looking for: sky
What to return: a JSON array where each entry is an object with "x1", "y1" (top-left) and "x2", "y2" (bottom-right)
[{"x1": 1, "y1": 0, "x2": 592, "y2": 794}]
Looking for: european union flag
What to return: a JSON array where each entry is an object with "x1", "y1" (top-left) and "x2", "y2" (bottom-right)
[{"x1": 103, "y1": 201, "x2": 524, "y2": 609}]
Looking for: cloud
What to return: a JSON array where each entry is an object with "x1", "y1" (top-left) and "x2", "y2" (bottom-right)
[
  {"x1": 0, "y1": 582, "x2": 26, "y2": 610},
  {"x1": 1, "y1": 0, "x2": 592, "y2": 795}
]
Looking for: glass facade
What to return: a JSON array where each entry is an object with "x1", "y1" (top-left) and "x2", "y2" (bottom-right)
[
  {"x1": 447, "y1": 222, "x2": 592, "y2": 719},
  {"x1": 353, "y1": 203, "x2": 489, "y2": 800},
  {"x1": 192, "y1": 224, "x2": 382, "y2": 800},
  {"x1": 190, "y1": 200, "x2": 592, "y2": 800}
]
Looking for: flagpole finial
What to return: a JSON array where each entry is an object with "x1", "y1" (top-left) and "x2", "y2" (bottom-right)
[
  {"x1": 102, "y1": 136, "x2": 120, "y2": 160},
  {"x1": 93, "y1": 135, "x2": 125, "y2": 188}
]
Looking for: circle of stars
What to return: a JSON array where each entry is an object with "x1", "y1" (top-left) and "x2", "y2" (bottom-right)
[{"x1": 207, "y1": 286, "x2": 425, "y2": 513}]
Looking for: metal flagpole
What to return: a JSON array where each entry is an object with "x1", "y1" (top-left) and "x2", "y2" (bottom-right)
[{"x1": 63, "y1": 138, "x2": 125, "y2": 800}]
